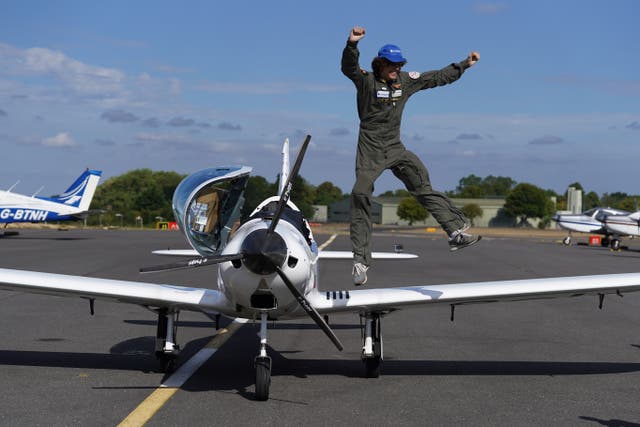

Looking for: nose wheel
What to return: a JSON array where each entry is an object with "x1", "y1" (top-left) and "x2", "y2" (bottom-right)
[
  {"x1": 254, "y1": 312, "x2": 272, "y2": 401},
  {"x1": 255, "y1": 356, "x2": 272, "y2": 401}
]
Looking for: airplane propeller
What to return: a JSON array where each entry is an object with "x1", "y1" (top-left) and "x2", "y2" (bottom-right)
[
  {"x1": 140, "y1": 135, "x2": 344, "y2": 351},
  {"x1": 139, "y1": 253, "x2": 245, "y2": 273}
]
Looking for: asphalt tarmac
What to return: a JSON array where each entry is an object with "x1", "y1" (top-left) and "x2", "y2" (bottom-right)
[{"x1": 1, "y1": 228, "x2": 639, "y2": 426}]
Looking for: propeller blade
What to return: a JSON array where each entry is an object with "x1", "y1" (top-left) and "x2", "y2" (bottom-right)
[
  {"x1": 266, "y1": 134, "x2": 311, "y2": 236},
  {"x1": 275, "y1": 266, "x2": 343, "y2": 351},
  {"x1": 140, "y1": 253, "x2": 244, "y2": 273}
]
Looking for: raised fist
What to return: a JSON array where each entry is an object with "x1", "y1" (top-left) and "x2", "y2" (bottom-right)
[{"x1": 349, "y1": 26, "x2": 366, "y2": 42}]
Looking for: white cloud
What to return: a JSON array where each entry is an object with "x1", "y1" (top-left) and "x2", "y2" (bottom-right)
[
  {"x1": 42, "y1": 132, "x2": 75, "y2": 147},
  {"x1": 0, "y1": 43, "x2": 125, "y2": 96},
  {"x1": 0, "y1": 42, "x2": 182, "y2": 106}
]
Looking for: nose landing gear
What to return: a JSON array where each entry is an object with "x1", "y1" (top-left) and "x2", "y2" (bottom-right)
[{"x1": 254, "y1": 312, "x2": 272, "y2": 401}]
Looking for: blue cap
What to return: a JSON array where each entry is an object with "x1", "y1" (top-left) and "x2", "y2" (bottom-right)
[{"x1": 377, "y1": 44, "x2": 407, "y2": 64}]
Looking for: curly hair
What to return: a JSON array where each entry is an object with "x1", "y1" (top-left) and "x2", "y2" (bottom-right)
[
  {"x1": 371, "y1": 57, "x2": 406, "y2": 77},
  {"x1": 371, "y1": 57, "x2": 386, "y2": 77}
]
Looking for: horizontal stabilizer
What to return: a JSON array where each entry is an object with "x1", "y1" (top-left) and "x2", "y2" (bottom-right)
[
  {"x1": 318, "y1": 250, "x2": 418, "y2": 259},
  {"x1": 154, "y1": 248, "x2": 419, "y2": 260}
]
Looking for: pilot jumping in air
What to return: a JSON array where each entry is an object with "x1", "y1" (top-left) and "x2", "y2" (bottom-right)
[{"x1": 341, "y1": 26, "x2": 482, "y2": 286}]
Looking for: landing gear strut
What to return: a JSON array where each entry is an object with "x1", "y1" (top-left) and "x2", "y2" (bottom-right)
[
  {"x1": 155, "y1": 308, "x2": 180, "y2": 373},
  {"x1": 254, "y1": 312, "x2": 272, "y2": 401},
  {"x1": 610, "y1": 239, "x2": 621, "y2": 251},
  {"x1": 361, "y1": 312, "x2": 383, "y2": 378}
]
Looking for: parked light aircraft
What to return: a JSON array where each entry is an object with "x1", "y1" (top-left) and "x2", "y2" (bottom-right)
[
  {"x1": 0, "y1": 169, "x2": 102, "y2": 235},
  {"x1": 602, "y1": 211, "x2": 640, "y2": 242},
  {"x1": 551, "y1": 207, "x2": 630, "y2": 250},
  {"x1": 2, "y1": 138, "x2": 640, "y2": 401}
]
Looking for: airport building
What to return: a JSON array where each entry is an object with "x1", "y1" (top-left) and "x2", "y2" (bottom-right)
[{"x1": 314, "y1": 197, "x2": 515, "y2": 227}]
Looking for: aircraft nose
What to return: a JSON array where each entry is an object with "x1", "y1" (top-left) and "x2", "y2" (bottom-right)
[{"x1": 240, "y1": 229, "x2": 287, "y2": 275}]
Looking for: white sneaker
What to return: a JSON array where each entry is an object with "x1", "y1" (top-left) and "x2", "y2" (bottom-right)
[
  {"x1": 352, "y1": 262, "x2": 369, "y2": 286},
  {"x1": 449, "y1": 231, "x2": 481, "y2": 252}
]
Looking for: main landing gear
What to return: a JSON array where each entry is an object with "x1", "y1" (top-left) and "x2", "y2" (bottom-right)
[
  {"x1": 562, "y1": 234, "x2": 621, "y2": 250},
  {"x1": 155, "y1": 308, "x2": 180, "y2": 373},
  {"x1": 361, "y1": 312, "x2": 383, "y2": 378},
  {"x1": 255, "y1": 312, "x2": 272, "y2": 401},
  {"x1": 601, "y1": 236, "x2": 620, "y2": 250}
]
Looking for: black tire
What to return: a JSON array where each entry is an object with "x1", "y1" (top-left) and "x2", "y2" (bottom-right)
[
  {"x1": 611, "y1": 239, "x2": 620, "y2": 251},
  {"x1": 158, "y1": 355, "x2": 175, "y2": 374},
  {"x1": 562, "y1": 236, "x2": 571, "y2": 245},
  {"x1": 255, "y1": 358, "x2": 271, "y2": 401},
  {"x1": 364, "y1": 356, "x2": 381, "y2": 378}
]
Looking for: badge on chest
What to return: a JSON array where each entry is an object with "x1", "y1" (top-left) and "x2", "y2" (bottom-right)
[{"x1": 376, "y1": 85, "x2": 402, "y2": 102}]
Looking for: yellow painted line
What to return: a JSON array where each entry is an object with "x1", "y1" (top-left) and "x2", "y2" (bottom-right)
[
  {"x1": 118, "y1": 318, "x2": 247, "y2": 427},
  {"x1": 318, "y1": 233, "x2": 337, "y2": 251}
]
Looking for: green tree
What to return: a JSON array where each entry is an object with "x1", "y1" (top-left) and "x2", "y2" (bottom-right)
[
  {"x1": 601, "y1": 192, "x2": 630, "y2": 210},
  {"x1": 583, "y1": 191, "x2": 600, "y2": 210},
  {"x1": 241, "y1": 176, "x2": 277, "y2": 220},
  {"x1": 504, "y1": 183, "x2": 554, "y2": 226},
  {"x1": 566, "y1": 182, "x2": 584, "y2": 192},
  {"x1": 456, "y1": 174, "x2": 483, "y2": 193},
  {"x1": 458, "y1": 184, "x2": 484, "y2": 198},
  {"x1": 90, "y1": 169, "x2": 184, "y2": 226},
  {"x1": 461, "y1": 203, "x2": 483, "y2": 225},
  {"x1": 618, "y1": 197, "x2": 638, "y2": 212},
  {"x1": 482, "y1": 175, "x2": 516, "y2": 196},
  {"x1": 455, "y1": 174, "x2": 516, "y2": 197},
  {"x1": 290, "y1": 175, "x2": 316, "y2": 218},
  {"x1": 313, "y1": 181, "x2": 345, "y2": 205},
  {"x1": 397, "y1": 197, "x2": 428, "y2": 225}
]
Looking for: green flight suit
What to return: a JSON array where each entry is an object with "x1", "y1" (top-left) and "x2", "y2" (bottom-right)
[{"x1": 341, "y1": 40, "x2": 470, "y2": 266}]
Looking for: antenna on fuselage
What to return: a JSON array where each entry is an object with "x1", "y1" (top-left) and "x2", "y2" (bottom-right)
[
  {"x1": 279, "y1": 138, "x2": 290, "y2": 197},
  {"x1": 7, "y1": 180, "x2": 19, "y2": 192},
  {"x1": 31, "y1": 186, "x2": 44, "y2": 197}
]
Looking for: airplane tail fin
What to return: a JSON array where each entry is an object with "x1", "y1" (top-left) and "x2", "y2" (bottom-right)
[
  {"x1": 279, "y1": 138, "x2": 290, "y2": 197},
  {"x1": 46, "y1": 169, "x2": 102, "y2": 210}
]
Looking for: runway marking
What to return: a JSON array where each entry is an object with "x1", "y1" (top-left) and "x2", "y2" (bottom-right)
[
  {"x1": 118, "y1": 318, "x2": 248, "y2": 427},
  {"x1": 318, "y1": 233, "x2": 337, "y2": 251}
]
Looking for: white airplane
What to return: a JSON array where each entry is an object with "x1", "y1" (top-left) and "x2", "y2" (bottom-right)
[
  {"x1": 601, "y1": 211, "x2": 640, "y2": 243},
  {"x1": 2, "y1": 138, "x2": 640, "y2": 401},
  {"x1": 551, "y1": 207, "x2": 630, "y2": 250},
  {"x1": 1, "y1": 168, "x2": 102, "y2": 235}
]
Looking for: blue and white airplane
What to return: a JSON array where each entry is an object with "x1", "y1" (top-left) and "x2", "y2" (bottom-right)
[{"x1": 1, "y1": 169, "x2": 102, "y2": 234}]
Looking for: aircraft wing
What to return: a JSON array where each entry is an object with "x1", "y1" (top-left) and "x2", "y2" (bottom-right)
[
  {"x1": 310, "y1": 273, "x2": 640, "y2": 313},
  {"x1": 318, "y1": 251, "x2": 417, "y2": 259},
  {"x1": 0, "y1": 267, "x2": 232, "y2": 314}
]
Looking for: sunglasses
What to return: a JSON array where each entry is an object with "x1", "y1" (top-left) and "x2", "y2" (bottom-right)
[{"x1": 383, "y1": 60, "x2": 405, "y2": 69}]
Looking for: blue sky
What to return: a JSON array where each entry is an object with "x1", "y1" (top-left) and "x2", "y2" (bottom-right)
[{"x1": 1, "y1": 1, "x2": 638, "y2": 198}]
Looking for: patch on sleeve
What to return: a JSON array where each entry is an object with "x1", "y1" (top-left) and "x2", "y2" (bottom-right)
[{"x1": 408, "y1": 71, "x2": 420, "y2": 79}]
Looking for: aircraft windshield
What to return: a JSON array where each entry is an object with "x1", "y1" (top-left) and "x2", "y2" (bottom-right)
[{"x1": 173, "y1": 166, "x2": 251, "y2": 256}]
